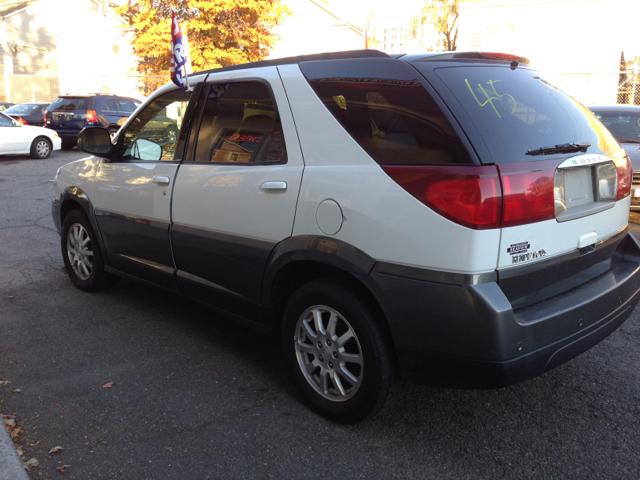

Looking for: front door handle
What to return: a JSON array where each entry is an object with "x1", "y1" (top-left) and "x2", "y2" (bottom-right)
[
  {"x1": 261, "y1": 181, "x2": 287, "y2": 191},
  {"x1": 153, "y1": 176, "x2": 170, "y2": 186}
]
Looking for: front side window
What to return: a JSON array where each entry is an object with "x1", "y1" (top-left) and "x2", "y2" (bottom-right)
[
  {"x1": 192, "y1": 82, "x2": 286, "y2": 164},
  {"x1": 120, "y1": 89, "x2": 190, "y2": 162}
]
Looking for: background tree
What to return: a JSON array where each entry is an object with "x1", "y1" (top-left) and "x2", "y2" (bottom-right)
[
  {"x1": 116, "y1": 0, "x2": 290, "y2": 93},
  {"x1": 411, "y1": 0, "x2": 459, "y2": 51}
]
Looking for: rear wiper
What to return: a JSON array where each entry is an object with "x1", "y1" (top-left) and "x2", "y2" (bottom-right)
[
  {"x1": 617, "y1": 139, "x2": 640, "y2": 144},
  {"x1": 526, "y1": 141, "x2": 591, "y2": 156}
]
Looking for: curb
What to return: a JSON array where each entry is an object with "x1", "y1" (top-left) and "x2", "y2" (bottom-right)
[{"x1": 0, "y1": 419, "x2": 29, "y2": 480}]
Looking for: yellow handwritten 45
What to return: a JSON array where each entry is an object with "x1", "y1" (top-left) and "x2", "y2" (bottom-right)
[{"x1": 465, "y1": 79, "x2": 516, "y2": 118}]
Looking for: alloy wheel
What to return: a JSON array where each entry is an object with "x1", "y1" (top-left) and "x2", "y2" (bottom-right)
[
  {"x1": 66, "y1": 223, "x2": 94, "y2": 280},
  {"x1": 294, "y1": 305, "x2": 364, "y2": 402}
]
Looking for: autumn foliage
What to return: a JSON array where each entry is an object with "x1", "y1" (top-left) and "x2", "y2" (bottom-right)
[{"x1": 117, "y1": 0, "x2": 291, "y2": 92}]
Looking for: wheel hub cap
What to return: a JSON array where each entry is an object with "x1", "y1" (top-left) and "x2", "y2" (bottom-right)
[{"x1": 294, "y1": 305, "x2": 364, "y2": 402}]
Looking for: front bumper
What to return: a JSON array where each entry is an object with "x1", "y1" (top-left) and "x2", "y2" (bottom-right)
[
  {"x1": 51, "y1": 199, "x2": 61, "y2": 234},
  {"x1": 365, "y1": 233, "x2": 640, "y2": 388}
]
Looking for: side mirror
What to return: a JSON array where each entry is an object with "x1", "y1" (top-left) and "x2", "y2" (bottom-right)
[{"x1": 78, "y1": 127, "x2": 114, "y2": 159}]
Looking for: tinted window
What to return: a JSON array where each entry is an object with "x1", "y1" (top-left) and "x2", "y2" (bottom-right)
[
  {"x1": 50, "y1": 97, "x2": 90, "y2": 111},
  {"x1": 117, "y1": 98, "x2": 134, "y2": 113},
  {"x1": 101, "y1": 99, "x2": 118, "y2": 112},
  {"x1": 120, "y1": 89, "x2": 190, "y2": 162},
  {"x1": 192, "y1": 82, "x2": 286, "y2": 164},
  {"x1": 593, "y1": 112, "x2": 640, "y2": 142},
  {"x1": 306, "y1": 78, "x2": 471, "y2": 165},
  {"x1": 432, "y1": 66, "x2": 620, "y2": 164}
]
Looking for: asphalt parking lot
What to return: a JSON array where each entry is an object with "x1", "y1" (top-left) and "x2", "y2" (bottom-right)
[{"x1": 1, "y1": 151, "x2": 640, "y2": 479}]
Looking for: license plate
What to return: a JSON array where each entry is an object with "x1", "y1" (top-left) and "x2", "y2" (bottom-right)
[{"x1": 54, "y1": 113, "x2": 72, "y2": 121}]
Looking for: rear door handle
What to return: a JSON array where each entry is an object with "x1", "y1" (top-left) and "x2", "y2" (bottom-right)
[
  {"x1": 153, "y1": 176, "x2": 170, "y2": 186},
  {"x1": 260, "y1": 181, "x2": 287, "y2": 191}
]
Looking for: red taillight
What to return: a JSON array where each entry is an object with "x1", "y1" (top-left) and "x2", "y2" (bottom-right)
[
  {"x1": 16, "y1": 117, "x2": 27, "y2": 125},
  {"x1": 498, "y1": 160, "x2": 557, "y2": 228},
  {"x1": 382, "y1": 165, "x2": 502, "y2": 230},
  {"x1": 86, "y1": 110, "x2": 98, "y2": 124},
  {"x1": 614, "y1": 153, "x2": 632, "y2": 200}
]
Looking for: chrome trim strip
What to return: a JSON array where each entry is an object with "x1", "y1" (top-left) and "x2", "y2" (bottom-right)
[
  {"x1": 119, "y1": 255, "x2": 175, "y2": 274},
  {"x1": 557, "y1": 154, "x2": 611, "y2": 169}
]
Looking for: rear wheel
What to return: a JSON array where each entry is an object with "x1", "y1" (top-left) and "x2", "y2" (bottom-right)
[
  {"x1": 281, "y1": 279, "x2": 396, "y2": 423},
  {"x1": 108, "y1": 127, "x2": 119, "y2": 141},
  {"x1": 61, "y1": 142, "x2": 75, "y2": 150},
  {"x1": 30, "y1": 136, "x2": 51, "y2": 159},
  {"x1": 61, "y1": 209, "x2": 119, "y2": 291}
]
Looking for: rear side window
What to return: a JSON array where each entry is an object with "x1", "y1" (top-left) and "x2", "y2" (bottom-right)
[
  {"x1": 431, "y1": 66, "x2": 620, "y2": 164},
  {"x1": 117, "y1": 98, "x2": 135, "y2": 113},
  {"x1": 101, "y1": 99, "x2": 118, "y2": 112},
  {"x1": 192, "y1": 82, "x2": 286, "y2": 164},
  {"x1": 305, "y1": 77, "x2": 472, "y2": 165},
  {"x1": 50, "y1": 97, "x2": 90, "y2": 111}
]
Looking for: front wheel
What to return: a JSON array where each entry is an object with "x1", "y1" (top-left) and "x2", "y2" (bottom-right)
[
  {"x1": 30, "y1": 137, "x2": 51, "y2": 159},
  {"x1": 281, "y1": 279, "x2": 396, "y2": 423},
  {"x1": 61, "y1": 209, "x2": 119, "y2": 291}
]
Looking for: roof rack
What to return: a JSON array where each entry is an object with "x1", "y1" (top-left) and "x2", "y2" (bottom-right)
[
  {"x1": 194, "y1": 49, "x2": 389, "y2": 76},
  {"x1": 62, "y1": 93, "x2": 118, "y2": 96}
]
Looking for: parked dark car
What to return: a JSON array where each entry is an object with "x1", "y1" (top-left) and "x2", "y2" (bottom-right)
[
  {"x1": 5, "y1": 103, "x2": 50, "y2": 126},
  {"x1": 590, "y1": 105, "x2": 640, "y2": 210},
  {"x1": 0, "y1": 101, "x2": 15, "y2": 111},
  {"x1": 45, "y1": 94, "x2": 141, "y2": 149}
]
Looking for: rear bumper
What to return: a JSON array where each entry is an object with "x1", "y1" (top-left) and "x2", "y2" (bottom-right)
[
  {"x1": 365, "y1": 233, "x2": 640, "y2": 388},
  {"x1": 46, "y1": 128, "x2": 80, "y2": 143}
]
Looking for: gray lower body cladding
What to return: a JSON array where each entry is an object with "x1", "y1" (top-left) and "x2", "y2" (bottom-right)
[{"x1": 361, "y1": 233, "x2": 640, "y2": 388}]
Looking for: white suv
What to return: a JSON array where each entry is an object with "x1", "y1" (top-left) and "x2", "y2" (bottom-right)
[{"x1": 52, "y1": 50, "x2": 640, "y2": 423}]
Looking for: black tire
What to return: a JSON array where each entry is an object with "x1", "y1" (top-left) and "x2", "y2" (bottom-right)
[
  {"x1": 108, "y1": 127, "x2": 119, "y2": 141},
  {"x1": 61, "y1": 142, "x2": 76, "y2": 150},
  {"x1": 61, "y1": 209, "x2": 119, "y2": 292},
  {"x1": 29, "y1": 136, "x2": 51, "y2": 159},
  {"x1": 281, "y1": 279, "x2": 396, "y2": 423}
]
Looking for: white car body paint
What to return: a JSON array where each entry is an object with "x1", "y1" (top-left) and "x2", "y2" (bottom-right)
[
  {"x1": 498, "y1": 197, "x2": 631, "y2": 270},
  {"x1": 279, "y1": 64, "x2": 501, "y2": 274},
  {"x1": 0, "y1": 123, "x2": 61, "y2": 154}
]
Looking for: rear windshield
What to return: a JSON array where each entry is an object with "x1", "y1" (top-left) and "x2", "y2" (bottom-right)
[
  {"x1": 432, "y1": 66, "x2": 620, "y2": 164},
  {"x1": 5, "y1": 104, "x2": 40, "y2": 114},
  {"x1": 592, "y1": 111, "x2": 640, "y2": 142},
  {"x1": 50, "y1": 97, "x2": 90, "y2": 111}
]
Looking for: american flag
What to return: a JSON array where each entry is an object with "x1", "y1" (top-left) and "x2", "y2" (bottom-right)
[{"x1": 170, "y1": 11, "x2": 191, "y2": 91}]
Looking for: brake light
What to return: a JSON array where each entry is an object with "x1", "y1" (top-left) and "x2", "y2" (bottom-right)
[
  {"x1": 86, "y1": 110, "x2": 98, "y2": 124},
  {"x1": 498, "y1": 160, "x2": 557, "y2": 228},
  {"x1": 479, "y1": 52, "x2": 528, "y2": 63},
  {"x1": 382, "y1": 165, "x2": 502, "y2": 230},
  {"x1": 15, "y1": 117, "x2": 27, "y2": 125},
  {"x1": 613, "y1": 152, "x2": 632, "y2": 200}
]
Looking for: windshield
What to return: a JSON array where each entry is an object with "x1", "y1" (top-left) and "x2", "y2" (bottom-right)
[
  {"x1": 431, "y1": 66, "x2": 620, "y2": 164},
  {"x1": 592, "y1": 111, "x2": 640, "y2": 142},
  {"x1": 5, "y1": 104, "x2": 41, "y2": 115}
]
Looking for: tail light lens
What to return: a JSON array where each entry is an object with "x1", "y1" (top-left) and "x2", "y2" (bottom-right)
[
  {"x1": 613, "y1": 152, "x2": 632, "y2": 200},
  {"x1": 498, "y1": 160, "x2": 557, "y2": 228},
  {"x1": 16, "y1": 117, "x2": 27, "y2": 125},
  {"x1": 381, "y1": 165, "x2": 502, "y2": 230},
  {"x1": 86, "y1": 110, "x2": 98, "y2": 124}
]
